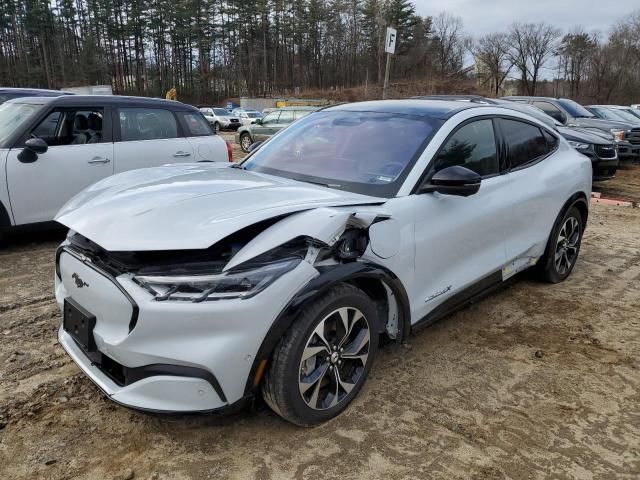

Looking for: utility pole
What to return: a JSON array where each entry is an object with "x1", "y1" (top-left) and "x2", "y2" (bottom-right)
[{"x1": 382, "y1": 27, "x2": 397, "y2": 100}]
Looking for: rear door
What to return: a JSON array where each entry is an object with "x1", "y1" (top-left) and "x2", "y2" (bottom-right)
[
  {"x1": 178, "y1": 111, "x2": 228, "y2": 162},
  {"x1": 113, "y1": 107, "x2": 193, "y2": 173},
  {"x1": 496, "y1": 118, "x2": 562, "y2": 275},
  {"x1": 7, "y1": 105, "x2": 113, "y2": 225}
]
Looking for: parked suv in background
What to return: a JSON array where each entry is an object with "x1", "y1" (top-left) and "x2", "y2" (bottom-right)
[
  {"x1": 0, "y1": 87, "x2": 74, "y2": 105},
  {"x1": 503, "y1": 96, "x2": 640, "y2": 161},
  {"x1": 236, "y1": 106, "x2": 318, "y2": 152},
  {"x1": 198, "y1": 106, "x2": 241, "y2": 132},
  {"x1": 232, "y1": 109, "x2": 263, "y2": 126},
  {"x1": 0, "y1": 95, "x2": 229, "y2": 240}
]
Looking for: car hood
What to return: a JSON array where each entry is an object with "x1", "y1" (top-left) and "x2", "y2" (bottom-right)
[
  {"x1": 55, "y1": 163, "x2": 385, "y2": 252},
  {"x1": 570, "y1": 117, "x2": 635, "y2": 131},
  {"x1": 557, "y1": 126, "x2": 612, "y2": 145}
]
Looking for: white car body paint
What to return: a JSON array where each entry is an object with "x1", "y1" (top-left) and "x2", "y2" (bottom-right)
[
  {"x1": 222, "y1": 208, "x2": 354, "y2": 271},
  {"x1": 55, "y1": 163, "x2": 384, "y2": 251},
  {"x1": 54, "y1": 102, "x2": 592, "y2": 413}
]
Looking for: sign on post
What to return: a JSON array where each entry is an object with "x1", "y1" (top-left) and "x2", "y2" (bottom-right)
[
  {"x1": 382, "y1": 27, "x2": 397, "y2": 99},
  {"x1": 385, "y1": 27, "x2": 397, "y2": 55}
]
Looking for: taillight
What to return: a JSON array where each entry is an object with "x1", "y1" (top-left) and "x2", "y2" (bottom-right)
[{"x1": 226, "y1": 141, "x2": 233, "y2": 162}]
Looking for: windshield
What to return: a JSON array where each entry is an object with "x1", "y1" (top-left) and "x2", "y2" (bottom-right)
[
  {"x1": 213, "y1": 108, "x2": 228, "y2": 116},
  {"x1": 610, "y1": 109, "x2": 640, "y2": 123},
  {"x1": 247, "y1": 112, "x2": 261, "y2": 118},
  {"x1": 0, "y1": 102, "x2": 43, "y2": 147},
  {"x1": 589, "y1": 107, "x2": 627, "y2": 122},
  {"x1": 557, "y1": 99, "x2": 594, "y2": 118},
  {"x1": 242, "y1": 110, "x2": 440, "y2": 197}
]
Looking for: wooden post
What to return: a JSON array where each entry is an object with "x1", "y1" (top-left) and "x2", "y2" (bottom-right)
[{"x1": 382, "y1": 53, "x2": 391, "y2": 99}]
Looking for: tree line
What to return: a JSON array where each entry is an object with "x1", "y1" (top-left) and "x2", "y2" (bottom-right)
[{"x1": 0, "y1": 1, "x2": 639, "y2": 105}]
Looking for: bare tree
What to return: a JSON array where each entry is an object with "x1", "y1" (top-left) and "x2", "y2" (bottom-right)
[
  {"x1": 473, "y1": 33, "x2": 513, "y2": 96},
  {"x1": 556, "y1": 29, "x2": 597, "y2": 98},
  {"x1": 431, "y1": 12, "x2": 466, "y2": 75},
  {"x1": 508, "y1": 23, "x2": 562, "y2": 95}
]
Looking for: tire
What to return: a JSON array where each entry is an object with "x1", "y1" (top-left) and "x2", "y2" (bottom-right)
[
  {"x1": 538, "y1": 205, "x2": 584, "y2": 283},
  {"x1": 240, "y1": 133, "x2": 253, "y2": 153},
  {"x1": 213, "y1": 122, "x2": 221, "y2": 133},
  {"x1": 262, "y1": 283, "x2": 379, "y2": 426}
]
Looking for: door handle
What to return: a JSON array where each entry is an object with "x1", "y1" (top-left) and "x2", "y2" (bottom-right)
[
  {"x1": 88, "y1": 156, "x2": 111, "y2": 164},
  {"x1": 173, "y1": 151, "x2": 192, "y2": 158}
]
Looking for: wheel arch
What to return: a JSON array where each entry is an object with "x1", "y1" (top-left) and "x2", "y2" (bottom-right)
[
  {"x1": 0, "y1": 200, "x2": 11, "y2": 229},
  {"x1": 243, "y1": 261, "x2": 411, "y2": 397}
]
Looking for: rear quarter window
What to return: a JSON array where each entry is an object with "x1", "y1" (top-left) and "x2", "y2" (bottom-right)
[{"x1": 180, "y1": 112, "x2": 214, "y2": 136}]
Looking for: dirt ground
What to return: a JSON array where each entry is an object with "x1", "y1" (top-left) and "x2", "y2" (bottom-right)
[
  {"x1": 0, "y1": 166, "x2": 639, "y2": 480},
  {"x1": 593, "y1": 160, "x2": 640, "y2": 204}
]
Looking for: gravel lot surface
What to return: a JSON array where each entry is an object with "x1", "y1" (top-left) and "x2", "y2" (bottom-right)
[{"x1": 0, "y1": 164, "x2": 639, "y2": 480}]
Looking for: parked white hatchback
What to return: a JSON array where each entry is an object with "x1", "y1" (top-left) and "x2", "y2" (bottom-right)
[
  {"x1": 0, "y1": 95, "x2": 230, "y2": 239},
  {"x1": 54, "y1": 100, "x2": 591, "y2": 426}
]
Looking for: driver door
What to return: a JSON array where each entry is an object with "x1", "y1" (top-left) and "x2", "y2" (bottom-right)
[
  {"x1": 252, "y1": 111, "x2": 281, "y2": 142},
  {"x1": 410, "y1": 118, "x2": 511, "y2": 322},
  {"x1": 7, "y1": 105, "x2": 113, "y2": 225}
]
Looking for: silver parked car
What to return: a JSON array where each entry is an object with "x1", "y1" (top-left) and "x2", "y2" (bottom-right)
[
  {"x1": 236, "y1": 106, "x2": 318, "y2": 152},
  {"x1": 198, "y1": 106, "x2": 241, "y2": 132}
]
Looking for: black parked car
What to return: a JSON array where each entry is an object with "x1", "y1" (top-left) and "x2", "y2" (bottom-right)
[
  {"x1": 503, "y1": 96, "x2": 640, "y2": 162},
  {"x1": 415, "y1": 95, "x2": 619, "y2": 180},
  {"x1": 0, "y1": 87, "x2": 73, "y2": 105}
]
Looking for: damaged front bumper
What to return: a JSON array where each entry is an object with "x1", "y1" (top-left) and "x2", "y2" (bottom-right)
[{"x1": 55, "y1": 247, "x2": 319, "y2": 412}]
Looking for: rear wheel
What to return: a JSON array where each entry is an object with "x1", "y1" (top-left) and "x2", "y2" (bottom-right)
[
  {"x1": 262, "y1": 284, "x2": 378, "y2": 426},
  {"x1": 538, "y1": 206, "x2": 584, "y2": 283},
  {"x1": 240, "y1": 133, "x2": 253, "y2": 153}
]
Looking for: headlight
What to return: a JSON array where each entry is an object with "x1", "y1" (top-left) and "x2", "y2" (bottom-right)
[
  {"x1": 567, "y1": 141, "x2": 591, "y2": 150},
  {"x1": 610, "y1": 129, "x2": 625, "y2": 141},
  {"x1": 134, "y1": 258, "x2": 301, "y2": 302}
]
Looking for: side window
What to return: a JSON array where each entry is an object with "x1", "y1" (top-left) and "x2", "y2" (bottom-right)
[
  {"x1": 499, "y1": 118, "x2": 552, "y2": 169},
  {"x1": 180, "y1": 112, "x2": 213, "y2": 136},
  {"x1": 31, "y1": 108, "x2": 104, "y2": 146},
  {"x1": 31, "y1": 111, "x2": 61, "y2": 141},
  {"x1": 119, "y1": 108, "x2": 178, "y2": 141},
  {"x1": 295, "y1": 110, "x2": 312, "y2": 120},
  {"x1": 533, "y1": 101, "x2": 566, "y2": 123},
  {"x1": 278, "y1": 111, "x2": 295, "y2": 124},
  {"x1": 433, "y1": 119, "x2": 498, "y2": 177},
  {"x1": 262, "y1": 112, "x2": 280, "y2": 125}
]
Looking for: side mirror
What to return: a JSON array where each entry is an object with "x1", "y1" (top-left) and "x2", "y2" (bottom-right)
[
  {"x1": 419, "y1": 165, "x2": 481, "y2": 197},
  {"x1": 248, "y1": 141, "x2": 263, "y2": 153},
  {"x1": 18, "y1": 138, "x2": 48, "y2": 163},
  {"x1": 254, "y1": 118, "x2": 262, "y2": 125}
]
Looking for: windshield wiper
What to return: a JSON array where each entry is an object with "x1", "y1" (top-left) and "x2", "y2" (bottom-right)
[{"x1": 303, "y1": 179, "x2": 342, "y2": 189}]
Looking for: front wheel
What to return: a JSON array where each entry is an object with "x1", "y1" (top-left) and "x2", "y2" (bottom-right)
[
  {"x1": 262, "y1": 284, "x2": 378, "y2": 426},
  {"x1": 213, "y1": 122, "x2": 221, "y2": 134},
  {"x1": 240, "y1": 133, "x2": 253, "y2": 153},
  {"x1": 538, "y1": 206, "x2": 584, "y2": 283}
]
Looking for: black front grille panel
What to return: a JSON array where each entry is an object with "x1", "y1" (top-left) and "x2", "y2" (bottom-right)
[
  {"x1": 628, "y1": 129, "x2": 640, "y2": 145},
  {"x1": 594, "y1": 144, "x2": 617, "y2": 159}
]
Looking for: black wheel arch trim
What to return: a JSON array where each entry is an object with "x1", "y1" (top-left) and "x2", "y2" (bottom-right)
[
  {"x1": 0, "y1": 201, "x2": 11, "y2": 229},
  {"x1": 243, "y1": 261, "x2": 411, "y2": 396},
  {"x1": 540, "y1": 192, "x2": 589, "y2": 267}
]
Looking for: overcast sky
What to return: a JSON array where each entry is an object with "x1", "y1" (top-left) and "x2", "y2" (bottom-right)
[{"x1": 414, "y1": 0, "x2": 638, "y2": 38}]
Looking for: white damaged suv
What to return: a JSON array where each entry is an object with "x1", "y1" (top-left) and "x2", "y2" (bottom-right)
[{"x1": 55, "y1": 100, "x2": 591, "y2": 426}]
